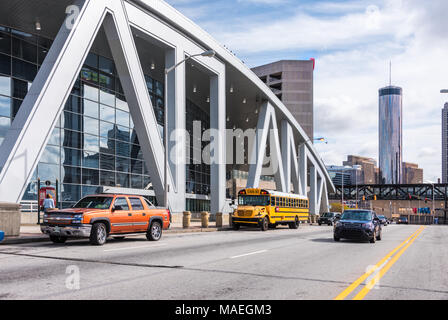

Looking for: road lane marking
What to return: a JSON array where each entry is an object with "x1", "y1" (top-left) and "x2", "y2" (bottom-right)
[
  {"x1": 352, "y1": 226, "x2": 425, "y2": 300},
  {"x1": 103, "y1": 243, "x2": 167, "y2": 252},
  {"x1": 230, "y1": 250, "x2": 268, "y2": 259},
  {"x1": 334, "y1": 226, "x2": 425, "y2": 300}
]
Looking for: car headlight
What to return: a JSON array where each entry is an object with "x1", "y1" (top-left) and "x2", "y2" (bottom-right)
[
  {"x1": 362, "y1": 222, "x2": 373, "y2": 229},
  {"x1": 335, "y1": 221, "x2": 342, "y2": 227}
]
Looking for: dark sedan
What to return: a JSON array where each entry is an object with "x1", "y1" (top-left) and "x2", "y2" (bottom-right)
[
  {"x1": 334, "y1": 210, "x2": 382, "y2": 243},
  {"x1": 318, "y1": 212, "x2": 338, "y2": 226},
  {"x1": 377, "y1": 215, "x2": 388, "y2": 226}
]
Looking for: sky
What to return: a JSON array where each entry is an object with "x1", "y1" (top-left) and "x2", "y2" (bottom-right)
[{"x1": 165, "y1": 0, "x2": 448, "y2": 182}]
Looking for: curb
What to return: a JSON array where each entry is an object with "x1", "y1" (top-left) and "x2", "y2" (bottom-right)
[
  {"x1": 1, "y1": 227, "x2": 233, "y2": 245},
  {"x1": 1, "y1": 235, "x2": 50, "y2": 245}
]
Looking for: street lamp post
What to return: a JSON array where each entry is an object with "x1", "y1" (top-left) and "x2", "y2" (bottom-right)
[{"x1": 163, "y1": 50, "x2": 216, "y2": 210}]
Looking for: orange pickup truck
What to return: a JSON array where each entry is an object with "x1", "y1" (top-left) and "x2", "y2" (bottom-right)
[{"x1": 41, "y1": 194, "x2": 171, "y2": 245}]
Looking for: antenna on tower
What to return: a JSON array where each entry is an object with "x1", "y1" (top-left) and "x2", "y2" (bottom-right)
[{"x1": 389, "y1": 60, "x2": 392, "y2": 86}]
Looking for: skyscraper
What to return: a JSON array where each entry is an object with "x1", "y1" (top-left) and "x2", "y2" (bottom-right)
[
  {"x1": 442, "y1": 103, "x2": 448, "y2": 183},
  {"x1": 379, "y1": 86, "x2": 403, "y2": 184},
  {"x1": 252, "y1": 60, "x2": 314, "y2": 140}
]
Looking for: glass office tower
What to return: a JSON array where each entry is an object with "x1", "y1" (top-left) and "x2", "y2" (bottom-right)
[{"x1": 379, "y1": 86, "x2": 403, "y2": 184}]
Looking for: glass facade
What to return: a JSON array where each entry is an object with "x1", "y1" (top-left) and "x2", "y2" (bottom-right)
[
  {"x1": 0, "y1": 25, "x2": 211, "y2": 211},
  {"x1": 186, "y1": 99, "x2": 210, "y2": 195}
]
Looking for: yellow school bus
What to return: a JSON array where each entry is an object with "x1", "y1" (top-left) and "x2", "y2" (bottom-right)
[{"x1": 232, "y1": 188, "x2": 309, "y2": 231}]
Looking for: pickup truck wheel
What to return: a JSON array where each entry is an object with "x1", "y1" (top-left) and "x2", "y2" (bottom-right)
[
  {"x1": 147, "y1": 221, "x2": 162, "y2": 241},
  {"x1": 90, "y1": 222, "x2": 107, "y2": 246},
  {"x1": 50, "y1": 235, "x2": 67, "y2": 244}
]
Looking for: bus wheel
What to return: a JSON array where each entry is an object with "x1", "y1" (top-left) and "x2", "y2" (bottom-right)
[
  {"x1": 289, "y1": 217, "x2": 300, "y2": 229},
  {"x1": 261, "y1": 217, "x2": 269, "y2": 231}
]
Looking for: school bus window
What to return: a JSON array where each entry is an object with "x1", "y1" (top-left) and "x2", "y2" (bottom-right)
[{"x1": 238, "y1": 195, "x2": 270, "y2": 206}]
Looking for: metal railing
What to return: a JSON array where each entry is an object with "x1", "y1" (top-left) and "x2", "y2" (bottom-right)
[{"x1": 20, "y1": 201, "x2": 39, "y2": 213}]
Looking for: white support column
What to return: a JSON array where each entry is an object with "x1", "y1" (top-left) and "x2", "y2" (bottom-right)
[
  {"x1": 0, "y1": 0, "x2": 106, "y2": 202},
  {"x1": 102, "y1": 4, "x2": 176, "y2": 210},
  {"x1": 320, "y1": 179, "x2": 330, "y2": 213},
  {"x1": 309, "y1": 166, "x2": 317, "y2": 215},
  {"x1": 165, "y1": 47, "x2": 186, "y2": 213},
  {"x1": 281, "y1": 120, "x2": 301, "y2": 194},
  {"x1": 298, "y1": 143, "x2": 308, "y2": 197},
  {"x1": 247, "y1": 102, "x2": 286, "y2": 192},
  {"x1": 315, "y1": 174, "x2": 324, "y2": 214},
  {"x1": 210, "y1": 73, "x2": 226, "y2": 214}
]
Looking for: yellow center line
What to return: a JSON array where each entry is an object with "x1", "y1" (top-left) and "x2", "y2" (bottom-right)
[
  {"x1": 334, "y1": 226, "x2": 425, "y2": 300},
  {"x1": 353, "y1": 226, "x2": 425, "y2": 300}
]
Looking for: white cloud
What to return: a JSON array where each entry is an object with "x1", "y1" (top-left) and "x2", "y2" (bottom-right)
[{"x1": 166, "y1": 0, "x2": 448, "y2": 181}]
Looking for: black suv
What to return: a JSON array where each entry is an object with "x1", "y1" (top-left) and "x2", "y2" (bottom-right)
[
  {"x1": 318, "y1": 212, "x2": 338, "y2": 226},
  {"x1": 334, "y1": 210, "x2": 382, "y2": 243}
]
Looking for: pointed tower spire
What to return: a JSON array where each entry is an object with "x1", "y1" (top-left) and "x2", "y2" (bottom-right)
[{"x1": 389, "y1": 60, "x2": 392, "y2": 86}]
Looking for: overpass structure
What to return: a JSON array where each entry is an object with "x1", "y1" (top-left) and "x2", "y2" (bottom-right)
[{"x1": 329, "y1": 184, "x2": 448, "y2": 202}]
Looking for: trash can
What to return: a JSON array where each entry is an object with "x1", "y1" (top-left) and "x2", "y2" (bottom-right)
[
  {"x1": 201, "y1": 211, "x2": 210, "y2": 228},
  {"x1": 183, "y1": 211, "x2": 191, "y2": 229},
  {"x1": 0, "y1": 230, "x2": 4, "y2": 242}
]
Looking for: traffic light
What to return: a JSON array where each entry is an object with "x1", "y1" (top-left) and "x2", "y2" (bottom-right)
[
  {"x1": 425, "y1": 198, "x2": 428, "y2": 204},
  {"x1": 374, "y1": 195, "x2": 377, "y2": 201},
  {"x1": 362, "y1": 196, "x2": 366, "y2": 201}
]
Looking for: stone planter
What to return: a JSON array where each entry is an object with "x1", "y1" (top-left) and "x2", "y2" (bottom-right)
[
  {"x1": 183, "y1": 211, "x2": 191, "y2": 229},
  {"x1": 215, "y1": 212, "x2": 223, "y2": 228},
  {"x1": 201, "y1": 211, "x2": 210, "y2": 228},
  {"x1": 0, "y1": 202, "x2": 21, "y2": 237}
]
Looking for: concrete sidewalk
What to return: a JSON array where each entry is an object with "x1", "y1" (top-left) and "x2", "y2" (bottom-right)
[{"x1": 1, "y1": 220, "x2": 232, "y2": 245}]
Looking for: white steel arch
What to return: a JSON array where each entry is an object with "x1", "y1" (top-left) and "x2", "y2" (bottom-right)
[{"x1": 0, "y1": 0, "x2": 333, "y2": 215}]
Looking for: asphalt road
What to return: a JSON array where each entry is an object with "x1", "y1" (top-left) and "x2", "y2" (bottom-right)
[{"x1": 0, "y1": 224, "x2": 447, "y2": 300}]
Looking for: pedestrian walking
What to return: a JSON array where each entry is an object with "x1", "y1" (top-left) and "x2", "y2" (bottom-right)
[{"x1": 43, "y1": 194, "x2": 55, "y2": 213}]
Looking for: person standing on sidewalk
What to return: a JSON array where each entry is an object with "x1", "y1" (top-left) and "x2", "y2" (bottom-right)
[{"x1": 43, "y1": 194, "x2": 55, "y2": 213}]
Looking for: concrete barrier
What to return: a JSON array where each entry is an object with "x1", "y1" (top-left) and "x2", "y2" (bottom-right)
[
  {"x1": 183, "y1": 211, "x2": 191, "y2": 229},
  {"x1": 215, "y1": 212, "x2": 223, "y2": 228},
  {"x1": 201, "y1": 211, "x2": 210, "y2": 228},
  {"x1": 0, "y1": 202, "x2": 21, "y2": 236}
]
